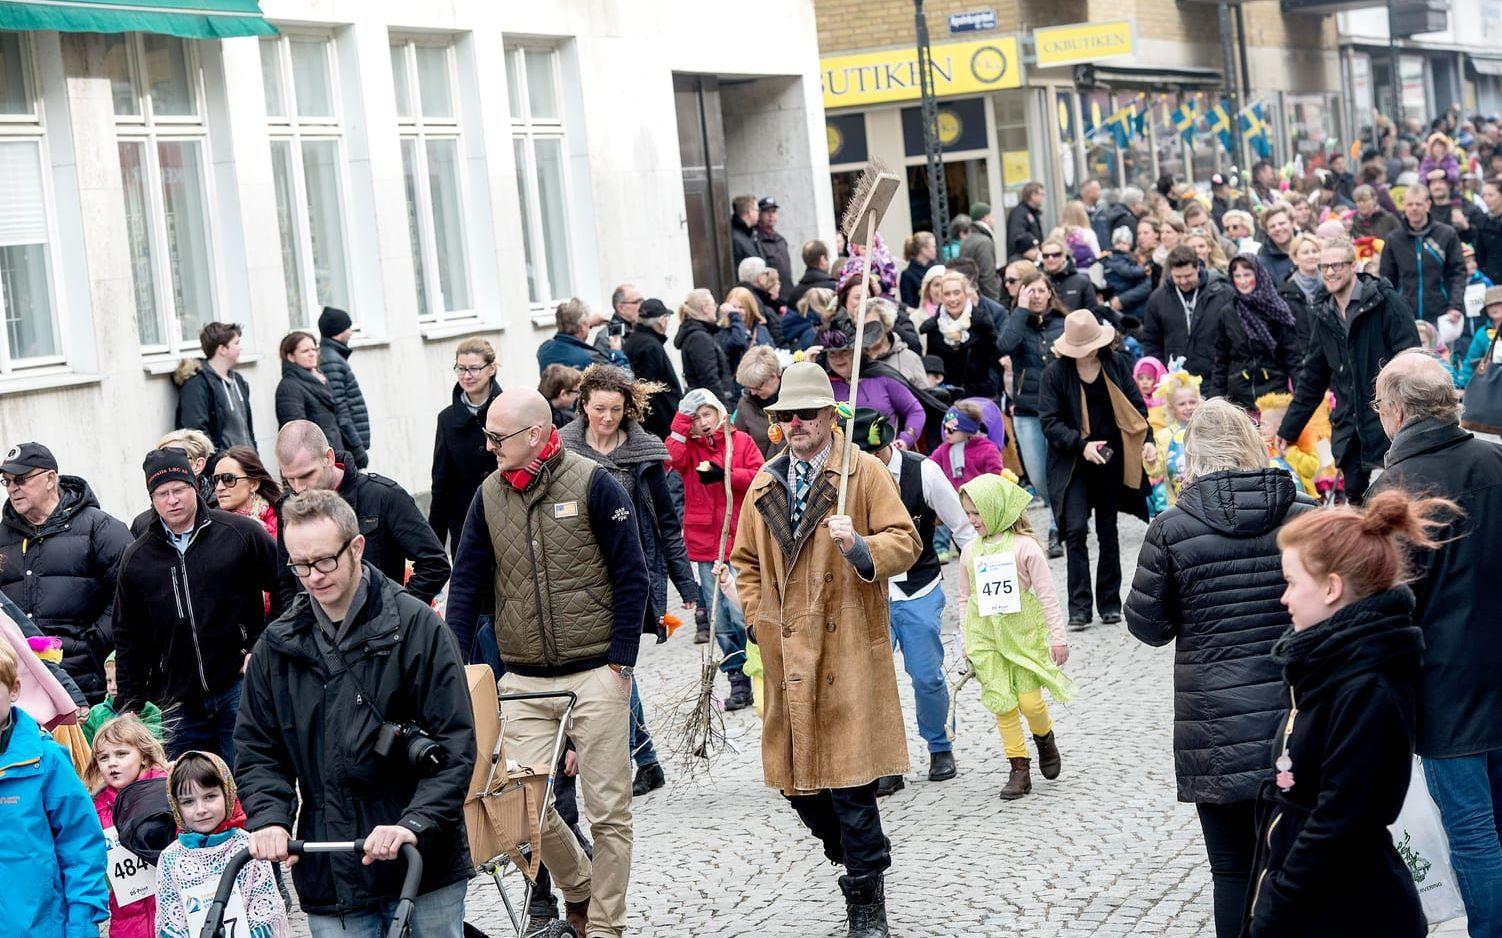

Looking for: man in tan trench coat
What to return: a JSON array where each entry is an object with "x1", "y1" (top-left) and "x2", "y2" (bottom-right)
[{"x1": 730, "y1": 362, "x2": 920, "y2": 938}]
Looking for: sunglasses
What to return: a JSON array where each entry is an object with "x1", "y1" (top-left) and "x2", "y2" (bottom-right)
[
  {"x1": 1040, "y1": 251, "x2": 1064, "y2": 259},
  {"x1": 772, "y1": 408, "x2": 827, "y2": 423},
  {"x1": 483, "y1": 424, "x2": 538, "y2": 447},
  {"x1": 210, "y1": 473, "x2": 248, "y2": 488}
]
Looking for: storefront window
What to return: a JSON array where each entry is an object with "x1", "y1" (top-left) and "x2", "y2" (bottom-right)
[
  {"x1": 1118, "y1": 93, "x2": 1155, "y2": 195},
  {"x1": 1151, "y1": 92, "x2": 1187, "y2": 186},
  {"x1": 906, "y1": 160, "x2": 989, "y2": 235},
  {"x1": 1080, "y1": 90, "x2": 1118, "y2": 190},
  {"x1": 1285, "y1": 93, "x2": 1336, "y2": 170}
]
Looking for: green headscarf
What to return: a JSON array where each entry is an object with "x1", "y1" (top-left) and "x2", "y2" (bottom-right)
[{"x1": 959, "y1": 473, "x2": 1032, "y2": 538}]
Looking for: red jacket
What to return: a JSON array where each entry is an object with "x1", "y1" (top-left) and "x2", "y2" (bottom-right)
[{"x1": 666, "y1": 411, "x2": 765, "y2": 561}]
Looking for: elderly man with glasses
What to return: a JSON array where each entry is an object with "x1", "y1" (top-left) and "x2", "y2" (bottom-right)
[
  {"x1": 0, "y1": 442, "x2": 131, "y2": 705},
  {"x1": 1277, "y1": 237, "x2": 1420, "y2": 503},
  {"x1": 444, "y1": 387, "x2": 649, "y2": 938}
]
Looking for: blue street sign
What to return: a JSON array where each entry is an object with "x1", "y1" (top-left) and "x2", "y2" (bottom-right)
[{"x1": 948, "y1": 9, "x2": 996, "y2": 34}]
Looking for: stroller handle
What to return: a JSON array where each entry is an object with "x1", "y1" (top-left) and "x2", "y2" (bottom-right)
[
  {"x1": 497, "y1": 689, "x2": 578, "y2": 706},
  {"x1": 199, "y1": 838, "x2": 423, "y2": 938}
]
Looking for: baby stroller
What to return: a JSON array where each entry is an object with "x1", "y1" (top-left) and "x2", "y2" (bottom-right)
[
  {"x1": 464, "y1": 663, "x2": 579, "y2": 938},
  {"x1": 198, "y1": 838, "x2": 422, "y2": 938}
]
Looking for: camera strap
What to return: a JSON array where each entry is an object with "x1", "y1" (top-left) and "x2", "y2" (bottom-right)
[{"x1": 319, "y1": 622, "x2": 392, "y2": 727}]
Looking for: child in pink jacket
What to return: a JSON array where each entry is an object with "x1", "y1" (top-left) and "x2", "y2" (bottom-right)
[
  {"x1": 929, "y1": 400, "x2": 1003, "y2": 491},
  {"x1": 88, "y1": 714, "x2": 170, "y2": 938}
]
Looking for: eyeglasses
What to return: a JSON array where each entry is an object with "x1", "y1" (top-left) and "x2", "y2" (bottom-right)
[
  {"x1": 1, "y1": 469, "x2": 46, "y2": 489},
  {"x1": 288, "y1": 535, "x2": 355, "y2": 578},
  {"x1": 1003, "y1": 277, "x2": 1020, "y2": 285},
  {"x1": 210, "y1": 473, "x2": 248, "y2": 489},
  {"x1": 772, "y1": 408, "x2": 827, "y2": 423},
  {"x1": 1318, "y1": 261, "x2": 1353, "y2": 273},
  {"x1": 453, "y1": 363, "x2": 492, "y2": 376},
  {"x1": 1370, "y1": 397, "x2": 1389, "y2": 413},
  {"x1": 483, "y1": 424, "x2": 538, "y2": 447}
]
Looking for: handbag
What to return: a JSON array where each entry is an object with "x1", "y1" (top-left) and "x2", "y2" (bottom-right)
[
  {"x1": 1462, "y1": 328, "x2": 1502, "y2": 433},
  {"x1": 1389, "y1": 757, "x2": 1467, "y2": 925}
]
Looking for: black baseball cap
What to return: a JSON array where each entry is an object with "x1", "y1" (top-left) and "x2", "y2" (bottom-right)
[
  {"x1": 638, "y1": 298, "x2": 671, "y2": 320},
  {"x1": 2, "y1": 442, "x2": 57, "y2": 475},
  {"x1": 758, "y1": 196, "x2": 779, "y2": 211}
]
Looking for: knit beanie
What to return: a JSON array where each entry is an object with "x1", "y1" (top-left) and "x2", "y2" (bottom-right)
[
  {"x1": 318, "y1": 305, "x2": 352, "y2": 338},
  {"x1": 143, "y1": 448, "x2": 196, "y2": 495}
]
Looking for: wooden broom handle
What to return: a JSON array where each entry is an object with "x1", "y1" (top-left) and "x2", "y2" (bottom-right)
[{"x1": 837, "y1": 211, "x2": 878, "y2": 516}]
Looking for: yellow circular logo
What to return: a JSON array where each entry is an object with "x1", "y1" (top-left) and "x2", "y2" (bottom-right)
[
  {"x1": 937, "y1": 110, "x2": 962, "y2": 146},
  {"x1": 969, "y1": 45, "x2": 1009, "y2": 85},
  {"x1": 827, "y1": 123, "x2": 844, "y2": 159}
]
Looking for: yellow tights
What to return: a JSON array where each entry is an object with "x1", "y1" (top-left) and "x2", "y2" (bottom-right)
[{"x1": 995, "y1": 690, "x2": 1052, "y2": 759}]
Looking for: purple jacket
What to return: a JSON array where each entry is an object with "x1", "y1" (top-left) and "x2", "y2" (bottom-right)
[
  {"x1": 831, "y1": 374, "x2": 925, "y2": 448},
  {"x1": 1418, "y1": 153, "x2": 1460, "y2": 188}
]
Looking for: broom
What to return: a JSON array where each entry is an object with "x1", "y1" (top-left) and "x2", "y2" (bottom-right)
[{"x1": 836, "y1": 160, "x2": 902, "y2": 513}]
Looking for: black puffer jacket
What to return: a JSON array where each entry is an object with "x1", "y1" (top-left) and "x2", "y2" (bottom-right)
[
  {"x1": 1278, "y1": 274, "x2": 1419, "y2": 469},
  {"x1": 1125, "y1": 469, "x2": 1317, "y2": 804},
  {"x1": 234, "y1": 566, "x2": 475, "y2": 915},
  {"x1": 0, "y1": 477, "x2": 132, "y2": 703},
  {"x1": 275, "y1": 361, "x2": 363, "y2": 464},
  {"x1": 428, "y1": 380, "x2": 499, "y2": 553},
  {"x1": 1047, "y1": 258, "x2": 1098, "y2": 312},
  {"x1": 1243, "y1": 587, "x2": 1424, "y2": 938},
  {"x1": 996, "y1": 305, "x2": 1069, "y2": 416},
  {"x1": 1210, "y1": 296, "x2": 1304, "y2": 409},
  {"x1": 319, "y1": 337, "x2": 371, "y2": 451},
  {"x1": 674, "y1": 317, "x2": 735, "y2": 407}
]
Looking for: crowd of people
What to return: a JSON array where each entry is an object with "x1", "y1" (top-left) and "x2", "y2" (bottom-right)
[{"x1": 2, "y1": 153, "x2": 1502, "y2": 938}]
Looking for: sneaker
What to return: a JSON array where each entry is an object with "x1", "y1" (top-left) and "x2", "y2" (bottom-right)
[{"x1": 1067, "y1": 618, "x2": 1090, "y2": 632}]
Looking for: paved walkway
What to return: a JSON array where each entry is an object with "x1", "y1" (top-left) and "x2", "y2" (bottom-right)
[{"x1": 289, "y1": 507, "x2": 1467, "y2": 936}]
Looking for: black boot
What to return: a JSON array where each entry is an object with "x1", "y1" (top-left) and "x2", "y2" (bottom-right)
[
  {"x1": 725, "y1": 670, "x2": 753, "y2": 711},
  {"x1": 839, "y1": 873, "x2": 890, "y2": 937},
  {"x1": 874, "y1": 774, "x2": 904, "y2": 797},
  {"x1": 1047, "y1": 528, "x2": 1064, "y2": 559},
  {"x1": 928, "y1": 750, "x2": 957, "y2": 781},
  {"x1": 632, "y1": 761, "x2": 665, "y2": 796},
  {"x1": 694, "y1": 605, "x2": 710, "y2": 644},
  {"x1": 1033, "y1": 731, "x2": 1061, "y2": 780}
]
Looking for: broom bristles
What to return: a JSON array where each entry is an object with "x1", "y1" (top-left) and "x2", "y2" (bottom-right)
[{"x1": 840, "y1": 158, "x2": 899, "y2": 246}]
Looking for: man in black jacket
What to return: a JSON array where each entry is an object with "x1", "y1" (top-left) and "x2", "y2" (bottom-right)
[
  {"x1": 731, "y1": 194, "x2": 761, "y2": 269},
  {"x1": 1474, "y1": 178, "x2": 1502, "y2": 285},
  {"x1": 1007, "y1": 183, "x2": 1045, "y2": 262},
  {"x1": 755, "y1": 197, "x2": 794, "y2": 302},
  {"x1": 592, "y1": 283, "x2": 642, "y2": 359},
  {"x1": 1257, "y1": 205, "x2": 1296, "y2": 284},
  {"x1": 274, "y1": 421, "x2": 450, "y2": 609},
  {"x1": 1141, "y1": 246, "x2": 1232, "y2": 380},
  {"x1": 175, "y1": 321, "x2": 255, "y2": 451},
  {"x1": 787, "y1": 239, "x2": 837, "y2": 311},
  {"x1": 1379, "y1": 185, "x2": 1467, "y2": 325},
  {"x1": 317, "y1": 306, "x2": 372, "y2": 465},
  {"x1": 239, "y1": 490, "x2": 475, "y2": 932},
  {"x1": 1372, "y1": 353, "x2": 1502, "y2": 932},
  {"x1": 1428, "y1": 173, "x2": 1485, "y2": 246},
  {"x1": 1280, "y1": 238, "x2": 1419, "y2": 503},
  {"x1": 1040, "y1": 237, "x2": 1098, "y2": 311},
  {"x1": 621, "y1": 298, "x2": 683, "y2": 439},
  {"x1": 0, "y1": 443, "x2": 131, "y2": 704},
  {"x1": 114, "y1": 449, "x2": 278, "y2": 762}
]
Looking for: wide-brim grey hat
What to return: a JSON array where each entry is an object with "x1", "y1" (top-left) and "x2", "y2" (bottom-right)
[{"x1": 764, "y1": 361, "x2": 838, "y2": 412}]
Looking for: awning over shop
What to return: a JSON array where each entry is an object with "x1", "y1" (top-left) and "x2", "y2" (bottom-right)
[
  {"x1": 1074, "y1": 63, "x2": 1223, "y2": 90},
  {"x1": 1471, "y1": 55, "x2": 1502, "y2": 78},
  {"x1": 0, "y1": 0, "x2": 275, "y2": 38}
]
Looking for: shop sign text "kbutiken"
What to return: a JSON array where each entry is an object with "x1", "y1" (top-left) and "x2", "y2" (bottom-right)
[{"x1": 821, "y1": 36, "x2": 1022, "y2": 109}]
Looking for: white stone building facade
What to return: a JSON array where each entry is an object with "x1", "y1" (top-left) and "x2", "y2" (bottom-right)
[{"x1": 0, "y1": 0, "x2": 832, "y2": 517}]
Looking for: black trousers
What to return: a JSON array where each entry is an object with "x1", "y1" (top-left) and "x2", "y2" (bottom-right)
[
  {"x1": 785, "y1": 782, "x2": 891, "y2": 880},
  {"x1": 1196, "y1": 800, "x2": 1257, "y2": 938},
  {"x1": 531, "y1": 751, "x2": 589, "y2": 913},
  {"x1": 1339, "y1": 447, "x2": 1373, "y2": 505},
  {"x1": 1059, "y1": 463, "x2": 1122, "y2": 621}
]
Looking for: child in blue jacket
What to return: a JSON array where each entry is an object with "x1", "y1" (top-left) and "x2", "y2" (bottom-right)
[{"x1": 0, "y1": 641, "x2": 109, "y2": 938}]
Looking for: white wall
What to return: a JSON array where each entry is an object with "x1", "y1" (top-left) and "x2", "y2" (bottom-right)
[{"x1": 0, "y1": 0, "x2": 831, "y2": 519}]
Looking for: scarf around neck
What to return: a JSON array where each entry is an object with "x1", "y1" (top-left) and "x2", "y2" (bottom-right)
[
  {"x1": 502, "y1": 425, "x2": 562, "y2": 491},
  {"x1": 937, "y1": 305, "x2": 973, "y2": 346},
  {"x1": 1232, "y1": 256, "x2": 1298, "y2": 352},
  {"x1": 1291, "y1": 269, "x2": 1321, "y2": 304}
]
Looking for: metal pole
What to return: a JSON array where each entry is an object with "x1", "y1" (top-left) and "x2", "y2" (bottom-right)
[
  {"x1": 1234, "y1": 3, "x2": 1254, "y2": 167},
  {"x1": 1217, "y1": 3, "x2": 1244, "y2": 169},
  {"x1": 915, "y1": 0, "x2": 949, "y2": 245},
  {"x1": 1387, "y1": 0, "x2": 1402, "y2": 127}
]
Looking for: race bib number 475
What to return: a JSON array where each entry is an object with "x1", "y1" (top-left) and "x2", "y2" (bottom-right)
[{"x1": 974, "y1": 553, "x2": 1022, "y2": 617}]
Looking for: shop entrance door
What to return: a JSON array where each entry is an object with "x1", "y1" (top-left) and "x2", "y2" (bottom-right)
[
  {"x1": 906, "y1": 160, "x2": 989, "y2": 235},
  {"x1": 674, "y1": 74, "x2": 731, "y2": 298}
]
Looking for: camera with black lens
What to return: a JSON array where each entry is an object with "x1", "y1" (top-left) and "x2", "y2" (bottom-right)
[{"x1": 374, "y1": 721, "x2": 447, "y2": 777}]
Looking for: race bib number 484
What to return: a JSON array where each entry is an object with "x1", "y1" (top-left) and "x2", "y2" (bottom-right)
[
  {"x1": 104, "y1": 825, "x2": 157, "y2": 905},
  {"x1": 974, "y1": 553, "x2": 1022, "y2": 617}
]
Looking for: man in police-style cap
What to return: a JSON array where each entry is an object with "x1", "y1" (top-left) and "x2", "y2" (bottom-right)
[{"x1": 755, "y1": 196, "x2": 794, "y2": 302}]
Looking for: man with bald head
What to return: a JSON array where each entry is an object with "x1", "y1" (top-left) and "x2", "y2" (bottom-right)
[
  {"x1": 444, "y1": 388, "x2": 648, "y2": 938},
  {"x1": 1372, "y1": 350, "x2": 1502, "y2": 931},
  {"x1": 273, "y1": 420, "x2": 449, "y2": 608}
]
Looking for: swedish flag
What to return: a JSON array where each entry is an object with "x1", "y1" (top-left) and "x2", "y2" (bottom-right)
[
  {"x1": 1104, "y1": 103, "x2": 1136, "y2": 149},
  {"x1": 1208, "y1": 99, "x2": 1233, "y2": 152},
  {"x1": 1172, "y1": 101, "x2": 1198, "y2": 142},
  {"x1": 1240, "y1": 102, "x2": 1272, "y2": 160}
]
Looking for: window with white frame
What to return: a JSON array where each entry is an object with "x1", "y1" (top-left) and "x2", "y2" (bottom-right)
[
  {"x1": 505, "y1": 46, "x2": 572, "y2": 307},
  {"x1": 261, "y1": 34, "x2": 351, "y2": 330},
  {"x1": 0, "y1": 31, "x2": 64, "y2": 375},
  {"x1": 390, "y1": 38, "x2": 471, "y2": 320},
  {"x1": 105, "y1": 32, "x2": 217, "y2": 355}
]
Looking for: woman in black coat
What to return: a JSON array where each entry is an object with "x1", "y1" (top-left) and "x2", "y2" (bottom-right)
[
  {"x1": 673, "y1": 290, "x2": 736, "y2": 407},
  {"x1": 1039, "y1": 310, "x2": 1153, "y2": 628},
  {"x1": 428, "y1": 338, "x2": 500, "y2": 554},
  {"x1": 919, "y1": 269, "x2": 999, "y2": 397},
  {"x1": 1211, "y1": 255, "x2": 1302, "y2": 409},
  {"x1": 1242, "y1": 489, "x2": 1445, "y2": 938},
  {"x1": 274, "y1": 331, "x2": 359, "y2": 459},
  {"x1": 1125, "y1": 399, "x2": 1317, "y2": 938}
]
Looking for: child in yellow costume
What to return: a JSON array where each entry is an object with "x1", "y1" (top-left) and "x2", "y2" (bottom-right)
[
  {"x1": 1144, "y1": 371, "x2": 1202, "y2": 509},
  {"x1": 1255, "y1": 391, "x2": 1323, "y2": 497},
  {"x1": 957, "y1": 472, "x2": 1073, "y2": 801}
]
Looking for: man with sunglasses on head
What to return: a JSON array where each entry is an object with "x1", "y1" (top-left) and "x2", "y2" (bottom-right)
[
  {"x1": 1039, "y1": 235, "x2": 1099, "y2": 313},
  {"x1": 0, "y1": 442, "x2": 131, "y2": 705},
  {"x1": 1278, "y1": 237, "x2": 1419, "y2": 503},
  {"x1": 273, "y1": 420, "x2": 449, "y2": 611},
  {"x1": 112, "y1": 448, "x2": 278, "y2": 763},
  {"x1": 237, "y1": 489, "x2": 476, "y2": 938},
  {"x1": 443, "y1": 388, "x2": 649, "y2": 938},
  {"x1": 730, "y1": 362, "x2": 920, "y2": 938}
]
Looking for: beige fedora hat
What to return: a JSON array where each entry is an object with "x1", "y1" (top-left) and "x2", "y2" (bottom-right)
[
  {"x1": 764, "y1": 361, "x2": 838, "y2": 412},
  {"x1": 1052, "y1": 309, "x2": 1117, "y2": 359}
]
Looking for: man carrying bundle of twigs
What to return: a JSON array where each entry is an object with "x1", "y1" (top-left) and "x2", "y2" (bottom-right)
[{"x1": 729, "y1": 359, "x2": 920, "y2": 937}]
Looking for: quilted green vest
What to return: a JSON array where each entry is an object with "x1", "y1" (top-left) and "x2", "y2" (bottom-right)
[{"x1": 479, "y1": 450, "x2": 616, "y2": 668}]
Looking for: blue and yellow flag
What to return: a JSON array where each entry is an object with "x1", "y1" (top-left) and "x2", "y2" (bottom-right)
[
  {"x1": 1172, "y1": 100, "x2": 1198, "y2": 142},
  {"x1": 1240, "y1": 102, "x2": 1272, "y2": 160},
  {"x1": 1104, "y1": 102, "x2": 1136, "y2": 149},
  {"x1": 1207, "y1": 99, "x2": 1233, "y2": 152}
]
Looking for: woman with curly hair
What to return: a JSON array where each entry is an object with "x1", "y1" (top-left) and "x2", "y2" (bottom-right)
[{"x1": 559, "y1": 365, "x2": 699, "y2": 795}]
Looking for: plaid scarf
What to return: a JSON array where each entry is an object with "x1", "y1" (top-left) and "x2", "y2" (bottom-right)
[{"x1": 502, "y1": 425, "x2": 563, "y2": 491}]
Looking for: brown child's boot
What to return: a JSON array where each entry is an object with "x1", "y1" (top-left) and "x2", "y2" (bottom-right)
[{"x1": 998, "y1": 757, "x2": 1032, "y2": 800}]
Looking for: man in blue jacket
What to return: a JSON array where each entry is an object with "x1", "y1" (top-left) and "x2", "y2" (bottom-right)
[{"x1": 537, "y1": 298, "x2": 628, "y2": 375}]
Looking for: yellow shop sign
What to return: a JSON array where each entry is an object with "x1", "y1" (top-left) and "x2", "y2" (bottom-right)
[
  {"x1": 821, "y1": 36, "x2": 1022, "y2": 109},
  {"x1": 1032, "y1": 21, "x2": 1134, "y2": 69}
]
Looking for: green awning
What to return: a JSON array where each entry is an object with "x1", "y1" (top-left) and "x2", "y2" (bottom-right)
[{"x1": 0, "y1": 0, "x2": 276, "y2": 39}]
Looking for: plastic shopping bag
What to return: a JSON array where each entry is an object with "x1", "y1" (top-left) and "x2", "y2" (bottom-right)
[{"x1": 1389, "y1": 757, "x2": 1467, "y2": 925}]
